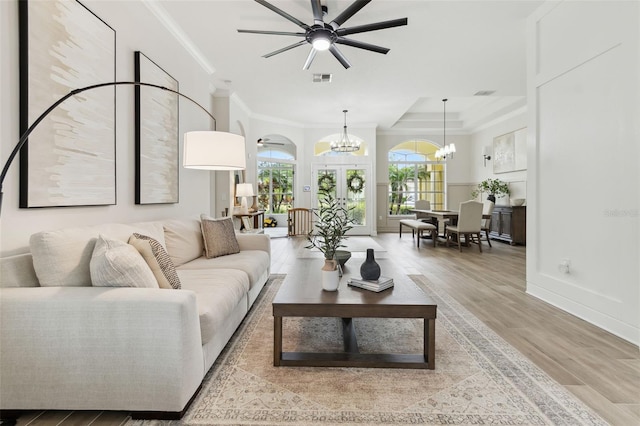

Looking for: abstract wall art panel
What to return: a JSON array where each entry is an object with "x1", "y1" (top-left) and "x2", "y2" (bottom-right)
[
  {"x1": 134, "y1": 51, "x2": 179, "y2": 204},
  {"x1": 19, "y1": 0, "x2": 116, "y2": 208},
  {"x1": 493, "y1": 127, "x2": 527, "y2": 174}
]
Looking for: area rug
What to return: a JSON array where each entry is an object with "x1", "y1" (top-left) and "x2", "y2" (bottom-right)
[{"x1": 128, "y1": 275, "x2": 606, "y2": 426}]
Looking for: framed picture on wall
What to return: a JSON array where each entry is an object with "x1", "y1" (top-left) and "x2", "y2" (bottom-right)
[
  {"x1": 19, "y1": 0, "x2": 116, "y2": 208},
  {"x1": 493, "y1": 127, "x2": 527, "y2": 174},
  {"x1": 134, "y1": 51, "x2": 179, "y2": 204}
]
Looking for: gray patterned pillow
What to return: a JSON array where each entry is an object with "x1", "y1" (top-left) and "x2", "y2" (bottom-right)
[
  {"x1": 129, "y1": 233, "x2": 181, "y2": 289},
  {"x1": 200, "y1": 215, "x2": 240, "y2": 259}
]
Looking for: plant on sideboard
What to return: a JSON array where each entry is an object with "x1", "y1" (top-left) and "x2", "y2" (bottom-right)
[{"x1": 471, "y1": 178, "x2": 510, "y2": 202}]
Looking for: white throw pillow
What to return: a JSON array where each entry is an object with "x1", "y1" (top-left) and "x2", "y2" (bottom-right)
[
  {"x1": 90, "y1": 235, "x2": 158, "y2": 288},
  {"x1": 163, "y1": 218, "x2": 205, "y2": 266}
]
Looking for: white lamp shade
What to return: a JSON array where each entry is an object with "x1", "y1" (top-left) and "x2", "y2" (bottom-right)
[
  {"x1": 236, "y1": 183, "x2": 254, "y2": 197},
  {"x1": 183, "y1": 131, "x2": 246, "y2": 170}
]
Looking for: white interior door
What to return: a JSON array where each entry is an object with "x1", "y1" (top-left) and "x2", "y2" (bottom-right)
[{"x1": 312, "y1": 164, "x2": 371, "y2": 235}]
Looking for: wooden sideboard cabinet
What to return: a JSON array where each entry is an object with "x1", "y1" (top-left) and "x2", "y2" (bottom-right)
[{"x1": 489, "y1": 205, "x2": 526, "y2": 245}]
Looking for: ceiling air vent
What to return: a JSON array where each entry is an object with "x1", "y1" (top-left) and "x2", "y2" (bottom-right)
[
  {"x1": 474, "y1": 90, "x2": 496, "y2": 96},
  {"x1": 313, "y1": 73, "x2": 332, "y2": 83}
]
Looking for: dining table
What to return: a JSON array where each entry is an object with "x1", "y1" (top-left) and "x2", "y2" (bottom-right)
[{"x1": 409, "y1": 209, "x2": 491, "y2": 243}]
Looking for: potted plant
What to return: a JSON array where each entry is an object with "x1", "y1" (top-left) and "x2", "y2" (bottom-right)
[
  {"x1": 306, "y1": 186, "x2": 354, "y2": 291},
  {"x1": 471, "y1": 178, "x2": 510, "y2": 202}
]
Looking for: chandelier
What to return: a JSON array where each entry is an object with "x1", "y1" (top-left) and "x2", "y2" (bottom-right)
[
  {"x1": 331, "y1": 110, "x2": 360, "y2": 153},
  {"x1": 435, "y1": 98, "x2": 456, "y2": 160}
]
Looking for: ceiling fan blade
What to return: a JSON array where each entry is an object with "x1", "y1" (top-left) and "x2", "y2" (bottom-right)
[
  {"x1": 263, "y1": 40, "x2": 308, "y2": 58},
  {"x1": 238, "y1": 29, "x2": 305, "y2": 37},
  {"x1": 328, "y1": 45, "x2": 352, "y2": 69},
  {"x1": 330, "y1": 0, "x2": 371, "y2": 29},
  {"x1": 335, "y1": 37, "x2": 390, "y2": 54},
  {"x1": 302, "y1": 48, "x2": 318, "y2": 70},
  {"x1": 336, "y1": 17, "x2": 408, "y2": 36},
  {"x1": 254, "y1": 0, "x2": 310, "y2": 30},
  {"x1": 310, "y1": 0, "x2": 324, "y2": 24}
]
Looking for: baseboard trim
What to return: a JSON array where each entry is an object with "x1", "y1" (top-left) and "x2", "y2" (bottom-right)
[{"x1": 527, "y1": 283, "x2": 639, "y2": 346}]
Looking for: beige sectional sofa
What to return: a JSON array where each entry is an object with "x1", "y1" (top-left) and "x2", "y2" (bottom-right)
[{"x1": 0, "y1": 216, "x2": 271, "y2": 419}]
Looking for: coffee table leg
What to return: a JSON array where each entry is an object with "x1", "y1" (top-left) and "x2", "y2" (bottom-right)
[
  {"x1": 274, "y1": 315, "x2": 282, "y2": 366},
  {"x1": 425, "y1": 317, "x2": 435, "y2": 369}
]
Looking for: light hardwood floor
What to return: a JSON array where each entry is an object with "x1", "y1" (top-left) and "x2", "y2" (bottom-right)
[{"x1": 4, "y1": 233, "x2": 639, "y2": 426}]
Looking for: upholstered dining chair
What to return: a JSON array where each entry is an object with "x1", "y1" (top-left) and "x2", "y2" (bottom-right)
[
  {"x1": 414, "y1": 199, "x2": 431, "y2": 220},
  {"x1": 414, "y1": 199, "x2": 439, "y2": 230},
  {"x1": 481, "y1": 200, "x2": 495, "y2": 247},
  {"x1": 445, "y1": 200, "x2": 484, "y2": 252}
]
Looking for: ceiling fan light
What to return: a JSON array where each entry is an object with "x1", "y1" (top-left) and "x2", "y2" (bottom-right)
[{"x1": 312, "y1": 36, "x2": 331, "y2": 51}]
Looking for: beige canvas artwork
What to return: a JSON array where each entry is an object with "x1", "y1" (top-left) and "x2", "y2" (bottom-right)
[
  {"x1": 21, "y1": 0, "x2": 116, "y2": 208},
  {"x1": 135, "y1": 51, "x2": 179, "y2": 204}
]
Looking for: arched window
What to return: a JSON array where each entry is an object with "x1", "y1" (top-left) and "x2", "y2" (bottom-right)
[
  {"x1": 388, "y1": 140, "x2": 445, "y2": 215},
  {"x1": 257, "y1": 136, "x2": 295, "y2": 214}
]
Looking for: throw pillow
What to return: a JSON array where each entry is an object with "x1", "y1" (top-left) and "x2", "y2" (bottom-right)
[
  {"x1": 200, "y1": 214, "x2": 240, "y2": 259},
  {"x1": 90, "y1": 235, "x2": 158, "y2": 288},
  {"x1": 129, "y1": 233, "x2": 181, "y2": 290},
  {"x1": 163, "y1": 218, "x2": 205, "y2": 266}
]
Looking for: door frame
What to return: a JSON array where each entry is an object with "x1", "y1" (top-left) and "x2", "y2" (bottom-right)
[{"x1": 311, "y1": 163, "x2": 372, "y2": 236}]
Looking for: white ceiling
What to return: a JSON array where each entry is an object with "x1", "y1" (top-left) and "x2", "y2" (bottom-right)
[{"x1": 153, "y1": 0, "x2": 543, "y2": 133}]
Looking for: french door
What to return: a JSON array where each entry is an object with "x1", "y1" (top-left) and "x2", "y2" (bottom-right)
[{"x1": 312, "y1": 164, "x2": 371, "y2": 235}]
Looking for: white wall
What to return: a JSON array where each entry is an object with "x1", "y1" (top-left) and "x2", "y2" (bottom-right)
[
  {"x1": 0, "y1": 0, "x2": 214, "y2": 256},
  {"x1": 527, "y1": 0, "x2": 639, "y2": 344}
]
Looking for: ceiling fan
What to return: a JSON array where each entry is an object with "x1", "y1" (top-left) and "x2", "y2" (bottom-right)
[
  {"x1": 238, "y1": 0, "x2": 408, "y2": 70},
  {"x1": 257, "y1": 137, "x2": 286, "y2": 147}
]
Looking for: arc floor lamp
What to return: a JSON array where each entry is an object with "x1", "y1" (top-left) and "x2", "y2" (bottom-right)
[{"x1": 0, "y1": 81, "x2": 246, "y2": 215}]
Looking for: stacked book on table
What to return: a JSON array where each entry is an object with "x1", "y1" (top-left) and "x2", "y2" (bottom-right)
[{"x1": 347, "y1": 276, "x2": 394, "y2": 292}]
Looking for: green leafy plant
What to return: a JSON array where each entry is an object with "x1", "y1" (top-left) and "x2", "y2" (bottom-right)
[
  {"x1": 471, "y1": 178, "x2": 510, "y2": 199},
  {"x1": 305, "y1": 187, "x2": 354, "y2": 261}
]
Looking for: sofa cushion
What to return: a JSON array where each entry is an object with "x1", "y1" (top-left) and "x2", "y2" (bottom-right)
[
  {"x1": 177, "y1": 250, "x2": 270, "y2": 289},
  {"x1": 177, "y1": 269, "x2": 249, "y2": 345},
  {"x1": 30, "y1": 222, "x2": 165, "y2": 287},
  {"x1": 200, "y1": 215, "x2": 240, "y2": 259},
  {"x1": 129, "y1": 233, "x2": 181, "y2": 289},
  {"x1": 163, "y1": 218, "x2": 205, "y2": 267},
  {"x1": 90, "y1": 235, "x2": 158, "y2": 288}
]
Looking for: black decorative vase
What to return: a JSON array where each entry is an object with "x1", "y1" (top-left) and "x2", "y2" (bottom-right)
[
  {"x1": 487, "y1": 194, "x2": 496, "y2": 203},
  {"x1": 360, "y1": 248, "x2": 381, "y2": 281}
]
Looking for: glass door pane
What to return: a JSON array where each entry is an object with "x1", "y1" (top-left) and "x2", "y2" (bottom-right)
[
  {"x1": 345, "y1": 168, "x2": 366, "y2": 227},
  {"x1": 312, "y1": 165, "x2": 370, "y2": 235}
]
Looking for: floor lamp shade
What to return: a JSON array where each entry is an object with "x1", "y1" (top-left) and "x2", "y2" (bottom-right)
[{"x1": 183, "y1": 131, "x2": 246, "y2": 170}]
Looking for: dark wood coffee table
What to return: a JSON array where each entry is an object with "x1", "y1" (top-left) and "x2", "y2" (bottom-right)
[{"x1": 272, "y1": 272, "x2": 437, "y2": 369}]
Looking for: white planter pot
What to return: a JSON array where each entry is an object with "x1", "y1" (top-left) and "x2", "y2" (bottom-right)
[{"x1": 321, "y1": 269, "x2": 340, "y2": 291}]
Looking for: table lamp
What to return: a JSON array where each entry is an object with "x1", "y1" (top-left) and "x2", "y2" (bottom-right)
[{"x1": 236, "y1": 183, "x2": 254, "y2": 214}]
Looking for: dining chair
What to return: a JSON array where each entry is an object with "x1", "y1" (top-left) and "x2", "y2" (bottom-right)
[
  {"x1": 445, "y1": 200, "x2": 484, "y2": 252},
  {"x1": 414, "y1": 199, "x2": 439, "y2": 230},
  {"x1": 481, "y1": 200, "x2": 495, "y2": 247}
]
